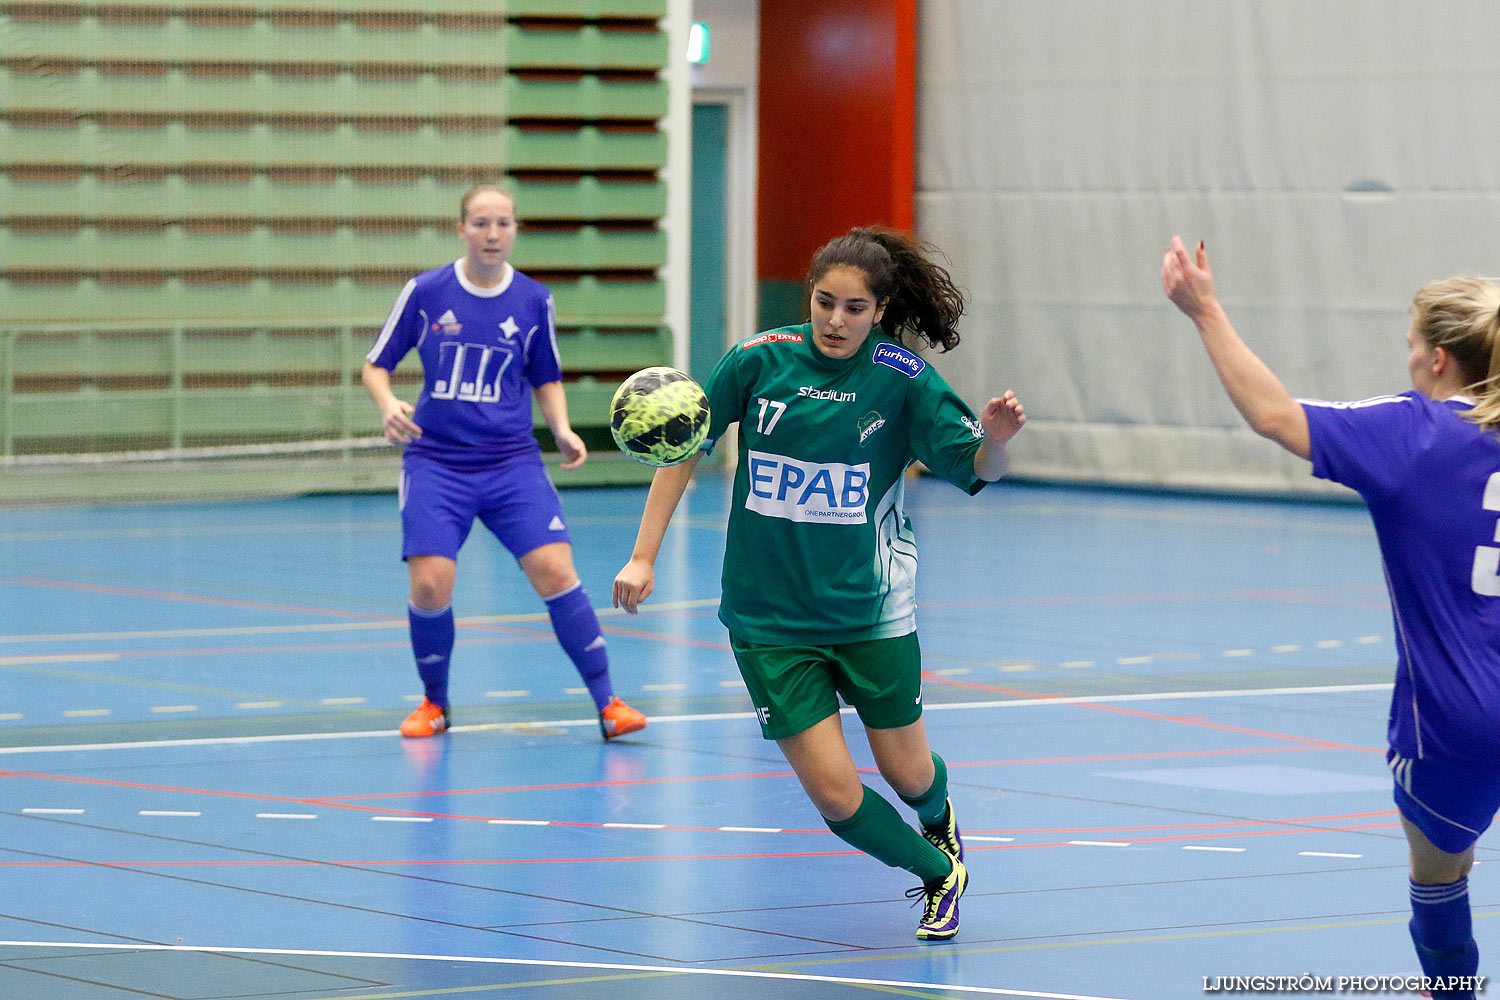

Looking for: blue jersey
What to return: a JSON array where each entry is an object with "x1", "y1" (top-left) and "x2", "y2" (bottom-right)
[
  {"x1": 1304, "y1": 391, "x2": 1500, "y2": 762},
  {"x1": 367, "y1": 260, "x2": 563, "y2": 468}
]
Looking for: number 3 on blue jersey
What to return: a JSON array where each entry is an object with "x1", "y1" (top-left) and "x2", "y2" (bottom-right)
[{"x1": 1472, "y1": 471, "x2": 1500, "y2": 596}]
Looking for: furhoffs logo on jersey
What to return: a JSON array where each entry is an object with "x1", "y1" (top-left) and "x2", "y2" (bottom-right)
[
  {"x1": 432, "y1": 309, "x2": 462, "y2": 334},
  {"x1": 871, "y1": 343, "x2": 925, "y2": 377},
  {"x1": 962, "y1": 415, "x2": 984, "y2": 439},
  {"x1": 745, "y1": 450, "x2": 870, "y2": 524},
  {"x1": 857, "y1": 411, "x2": 886, "y2": 444},
  {"x1": 742, "y1": 331, "x2": 804, "y2": 349}
]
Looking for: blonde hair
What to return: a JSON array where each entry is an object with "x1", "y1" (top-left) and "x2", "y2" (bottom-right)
[
  {"x1": 459, "y1": 183, "x2": 515, "y2": 222},
  {"x1": 1411, "y1": 277, "x2": 1500, "y2": 429}
]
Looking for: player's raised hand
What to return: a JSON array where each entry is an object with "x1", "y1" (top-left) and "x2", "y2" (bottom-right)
[
  {"x1": 1161, "y1": 235, "x2": 1219, "y2": 322},
  {"x1": 980, "y1": 390, "x2": 1026, "y2": 444},
  {"x1": 380, "y1": 399, "x2": 421, "y2": 444},
  {"x1": 612, "y1": 557, "x2": 654, "y2": 615}
]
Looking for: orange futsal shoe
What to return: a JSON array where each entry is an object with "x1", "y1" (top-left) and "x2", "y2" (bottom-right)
[
  {"x1": 598, "y1": 696, "x2": 646, "y2": 740},
  {"x1": 399, "y1": 699, "x2": 449, "y2": 738}
]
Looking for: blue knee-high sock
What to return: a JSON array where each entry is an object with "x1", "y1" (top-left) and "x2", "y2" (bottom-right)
[
  {"x1": 408, "y1": 603, "x2": 454, "y2": 709},
  {"x1": 545, "y1": 584, "x2": 613, "y2": 711},
  {"x1": 1409, "y1": 877, "x2": 1480, "y2": 998}
]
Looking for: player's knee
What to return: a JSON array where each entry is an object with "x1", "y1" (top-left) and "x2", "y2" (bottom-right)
[
  {"x1": 812, "y1": 787, "x2": 864, "y2": 823},
  {"x1": 877, "y1": 761, "x2": 931, "y2": 800},
  {"x1": 1411, "y1": 853, "x2": 1473, "y2": 885},
  {"x1": 409, "y1": 577, "x2": 453, "y2": 609}
]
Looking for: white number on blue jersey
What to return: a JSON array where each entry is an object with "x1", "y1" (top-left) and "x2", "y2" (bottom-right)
[
  {"x1": 431, "y1": 342, "x2": 514, "y2": 403},
  {"x1": 1471, "y1": 471, "x2": 1500, "y2": 597}
]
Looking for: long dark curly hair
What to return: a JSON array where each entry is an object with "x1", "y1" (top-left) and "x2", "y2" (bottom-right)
[{"x1": 805, "y1": 226, "x2": 967, "y2": 352}]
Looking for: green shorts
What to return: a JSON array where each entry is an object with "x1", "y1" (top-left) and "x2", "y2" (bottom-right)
[{"x1": 728, "y1": 631, "x2": 924, "y2": 740}]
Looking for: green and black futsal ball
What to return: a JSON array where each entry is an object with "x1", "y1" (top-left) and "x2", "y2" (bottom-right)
[{"x1": 609, "y1": 366, "x2": 711, "y2": 467}]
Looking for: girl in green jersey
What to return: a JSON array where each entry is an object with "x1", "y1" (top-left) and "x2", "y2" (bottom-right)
[{"x1": 614, "y1": 227, "x2": 1025, "y2": 940}]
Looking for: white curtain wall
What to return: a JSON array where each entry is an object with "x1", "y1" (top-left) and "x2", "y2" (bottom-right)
[{"x1": 916, "y1": 0, "x2": 1500, "y2": 496}]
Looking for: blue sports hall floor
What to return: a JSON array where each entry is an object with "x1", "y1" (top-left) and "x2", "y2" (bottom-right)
[{"x1": 1, "y1": 472, "x2": 1486, "y2": 999}]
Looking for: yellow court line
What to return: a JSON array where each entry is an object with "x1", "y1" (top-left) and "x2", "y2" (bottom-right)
[
  {"x1": 0, "y1": 653, "x2": 120, "y2": 666},
  {"x1": 757, "y1": 908, "x2": 1498, "y2": 972},
  {"x1": 0, "y1": 599, "x2": 722, "y2": 644},
  {"x1": 260, "y1": 971, "x2": 676, "y2": 1000}
]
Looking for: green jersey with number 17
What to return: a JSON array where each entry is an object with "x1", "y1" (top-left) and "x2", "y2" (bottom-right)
[{"x1": 701, "y1": 323, "x2": 988, "y2": 645}]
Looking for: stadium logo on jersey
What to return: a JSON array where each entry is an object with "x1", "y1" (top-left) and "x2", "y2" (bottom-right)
[
  {"x1": 872, "y1": 343, "x2": 925, "y2": 377},
  {"x1": 499, "y1": 316, "x2": 519, "y2": 340},
  {"x1": 857, "y1": 411, "x2": 886, "y2": 444},
  {"x1": 961, "y1": 415, "x2": 984, "y2": 439},
  {"x1": 742, "y1": 331, "x2": 804, "y2": 349},
  {"x1": 798, "y1": 386, "x2": 856, "y2": 402},
  {"x1": 432, "y1": 309, "x2": 462, "y2": 335},
  {"x1": 744, "y1": 450, "x2": 870, "y2": 524}
]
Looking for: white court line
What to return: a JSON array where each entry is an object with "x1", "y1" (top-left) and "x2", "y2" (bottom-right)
[
  {"x1": 371, "y1": 816, "x2": 432, "y2": 823},
  {"x1": 21, "y1": 808, "x2": 83, "y2": 815},
  {"x1": 0, "y1": 682, "x2": 1397, "y2": 756},
  {"x1": 488, "y1": 819, "x2": 549, "y2": 826},
  {"x1": 603, "y1": 822, "x2": 665, "y2": 830},
  {"x1": 718, "y1": 826, "x2": 781, "y2": 833},
  {"x1": 966, "y1": 836, "x2": 1015, "y2": 842},
  {"x1": 0, "y1": 941, "x2": 1137, "y2": 1000},
  {"x1": 1068, "y1": 840, "x2": 1131, "y2": 847},
  {"x1": 1183, "y1": 845, "x2": 1245, "y2": 853},
  {"x1": 256, "y1": 813, "x2": 317, "y2": 820},
  {"x1": 1299, "y1": 851, "x2": 1363, "y2": 859},
  {"x1": 139, "y1": 810, "x2": 200, "y2": 817}
]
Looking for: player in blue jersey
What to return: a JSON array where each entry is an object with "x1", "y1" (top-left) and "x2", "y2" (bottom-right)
[
  {"x1": 362, "y1": 184, "x2": 646, "y2": 741},
  {"x1": 1164, "y1": 236, "x2": 1500, "y2": 999},
  {"x1": 615, "y1": 228, "x2": 1026, "y2": 940}
]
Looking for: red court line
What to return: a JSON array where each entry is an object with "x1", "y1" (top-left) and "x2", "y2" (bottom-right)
[
  {"x1": 99, "y1": 635, "x2": 543, "y2": 661},
  {"x1": 322, "y1": 744, "x2": 1322, "y2": 802},
  {"x1": 997, "y1": 809, "x2": 1398, "y2": 835},
  {"x1": 922, "y1": 674, "x2": 1385, "y2": 753},
  {"x1": 0, "y1": 850, "x2": 861, "y2": 868},
  {"x1": 599, "y1": 622, "x2": 730, "y2": 650},
  {"x1": 2, "y1": 576, "x2": 397, "y2": 621},
  {"x1": 927, "y1": 586, "x2": 1389, "y2": 610}
]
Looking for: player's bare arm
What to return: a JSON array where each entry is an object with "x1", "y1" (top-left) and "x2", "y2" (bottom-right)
[
  {"x1": 361, "y1": 361, "x2": 420, "y2": 443},
  {"x1": 1162, "y1": 236, "x2": 1311, "y2": 460},
  {"x1": 973, "y1": 390, "x2": 1025, "y2": 481},
  {"x1": 614, "y1": 453, "x2": 701, "y2": 613},
  {"x1": 534, "y1": 381, "x2": 587, "y2": 470}
]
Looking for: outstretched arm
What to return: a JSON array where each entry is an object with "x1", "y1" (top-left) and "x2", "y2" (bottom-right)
[
  {"x1": 1161, "y1": 236, "x2": 1310, "y2": 460},
  {"x1": 613, "y1": 453, "x2": 703, "y2": 614}
]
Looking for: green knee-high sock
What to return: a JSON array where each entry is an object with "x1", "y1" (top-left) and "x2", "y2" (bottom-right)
[
  {"x1": 896, "y1": 751, "x2": 949, "y2": 828},
  {"x1": 826, "y1": 785, "x2": 952, "y2": 883}
]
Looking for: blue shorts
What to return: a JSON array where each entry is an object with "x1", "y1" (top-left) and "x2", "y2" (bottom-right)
[
  {"x1": 399, "y1": 452, "x2": 570, "y2": 561},
  {"x1": 1388, "y1": 749, "x2": 1500, "y2": 854}
]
